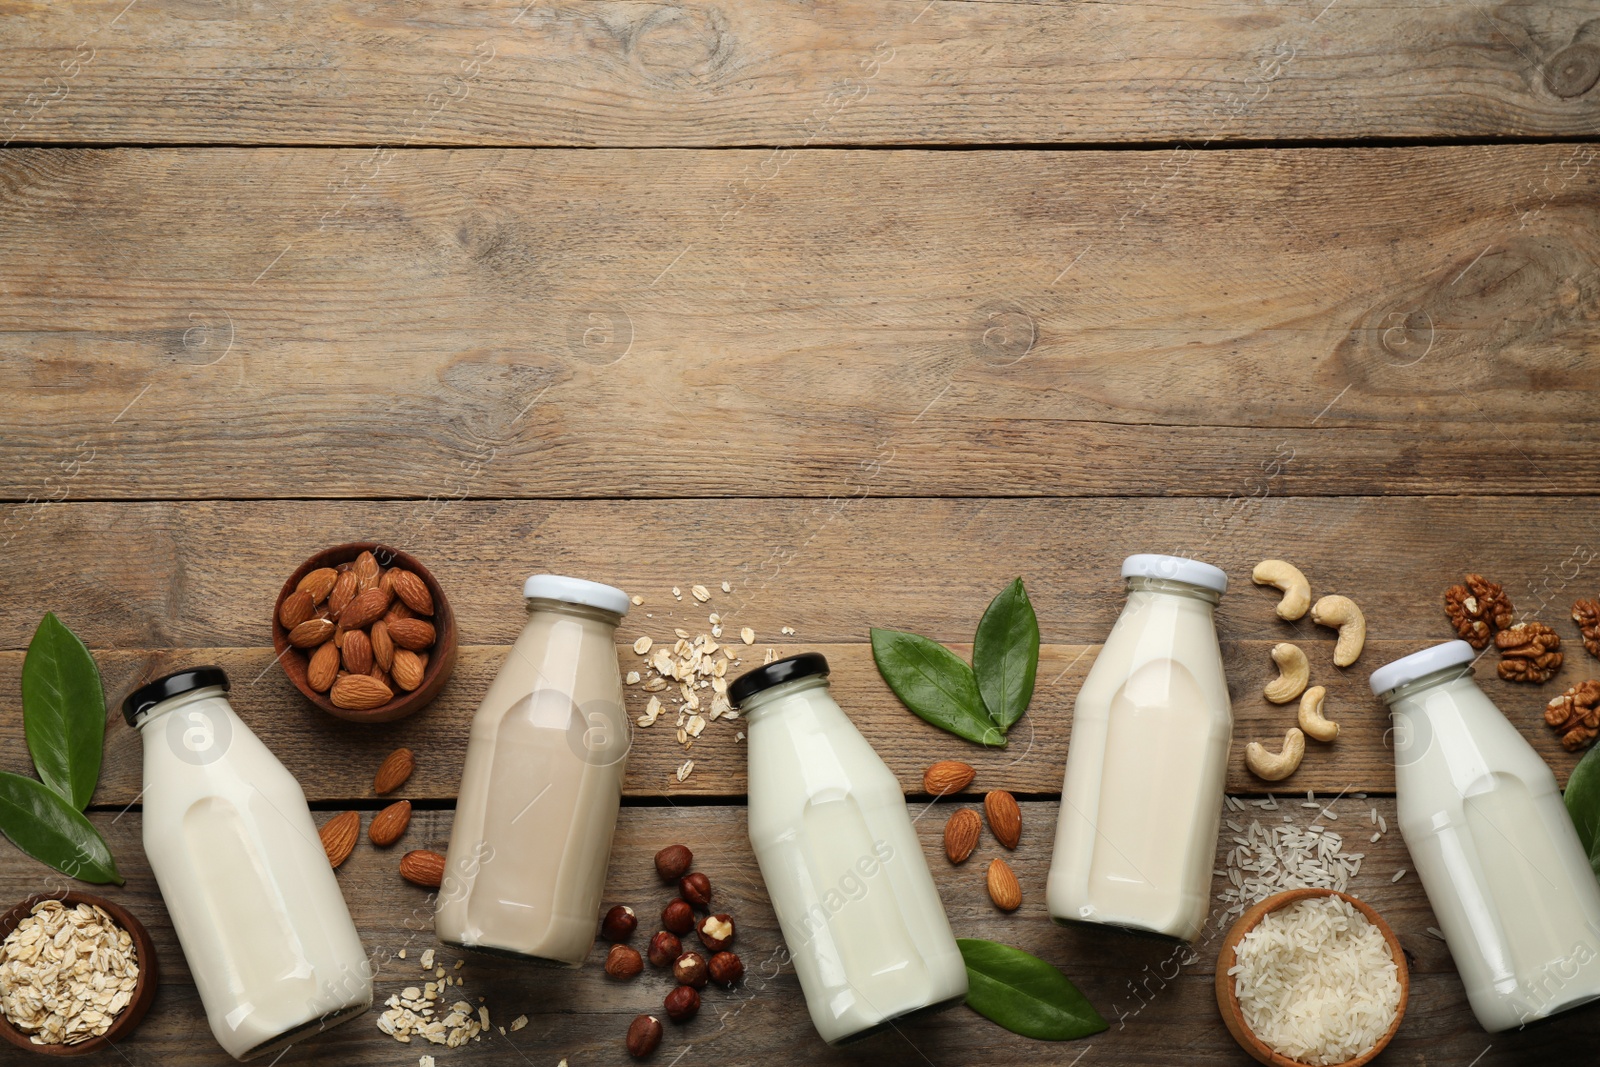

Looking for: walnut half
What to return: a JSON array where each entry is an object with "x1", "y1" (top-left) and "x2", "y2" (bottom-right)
[
  {"x1": 1546, "y1": 680, "x2": 1600, "y2": 751},
  {"x1": 1573, "y1": 598, "x2": 1600, "y2": 659},
  {"x1": 1496, "y1": 621, "x2": 1563, "y2": 684},
  {"x1": 1444, "y1": 574, "x2": 1514, "y2": 650}
]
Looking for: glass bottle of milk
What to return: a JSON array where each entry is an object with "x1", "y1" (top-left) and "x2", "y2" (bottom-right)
[
  {"x1": 436, "y1": 575, "x2": 632, "y2": 966},
  {"x1": 1047, "y1": 554, "x2": 1232, "y2": 941},
  {"x1": 123, "y1": 668, "x2": 372, "y2": 1062},
  {"x1": 732, "y1": 653, "x2": 968, "y2": 1045},
  {"x1": 1372, "y1": 640, "x2": 1600, "y2": 1031}
]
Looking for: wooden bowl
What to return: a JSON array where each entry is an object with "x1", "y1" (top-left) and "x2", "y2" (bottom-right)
[
  {"x1": 0, "y1": 892, "x2": 158, "y2": 1055},
  {"x1": 1215, "y1": 888, "x2": 1409, "y2": 1067},
  {"x1": 271, "y1": 541, "x2": 458, "y2": 723}
]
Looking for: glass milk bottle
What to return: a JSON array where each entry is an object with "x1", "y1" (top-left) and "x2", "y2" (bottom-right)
[
  {"x1": 732, "y1": 653, "x2": 968, "y2": 1045},
  {"x1": 123, "y1": 668, "x2": 371, "y2": 1061},
  {"x1": 1047, "y1": 554, "x2": 1232, "y2": 941},
  {"x1": 436, "y1": 575, "x2": 631, "y2": 965},
  {"x1": 1373, "y1": 641, "x2": 1600, "y2": 1031}
]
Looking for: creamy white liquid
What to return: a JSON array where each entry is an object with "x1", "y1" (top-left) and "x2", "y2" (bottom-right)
[
  {"x1": 137, "y1": 687, "x2": 371, "y2": 1061},
  {"x1": 1388, "y1": 669, "x2": 1600, "y2": 1031},
  {"x1": 1048, "y1": 579, "x2": 1232, "y2": 940},
  {"x1": 435, "y1": 598, "x2": 628, "y2": 966},
  {"x1": 743, "y1": 676, "x2": 967, "y2": 1045}
]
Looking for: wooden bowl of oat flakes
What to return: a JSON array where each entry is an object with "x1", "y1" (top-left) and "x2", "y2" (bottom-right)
[{"x1": 0, "y1": 893, "x2": 157, "y2": 1055}]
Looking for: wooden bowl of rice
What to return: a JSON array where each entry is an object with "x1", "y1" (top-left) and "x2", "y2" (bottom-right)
[{"x1": 1216, "y1": 888, "x2": 1408, "y2": 1067}]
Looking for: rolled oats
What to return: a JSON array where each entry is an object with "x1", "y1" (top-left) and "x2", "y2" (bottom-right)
[{"x1": 0, "y1": 900, "x2": 140, "y2": 1046}]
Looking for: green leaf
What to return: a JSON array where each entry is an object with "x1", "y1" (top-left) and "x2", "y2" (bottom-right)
[
  {"x1": 871, "y1": 628, "x2": 1004, "y2": 747},
  {"x1": 1565, "y1": 742, "x2": 1600, "y2": 879},
  {"x1": 958, "y1": 938, "x2": 1107, "y2": 1041},
  {"x1": 0, "y1": 772, "x2": 122, "y2": 885},
  {"x1": 973, "y1": 578, "x2": 1040, "y2": 732},
  {"x1": 21, "y1": 613, "x2": 106, "y2": 811}
]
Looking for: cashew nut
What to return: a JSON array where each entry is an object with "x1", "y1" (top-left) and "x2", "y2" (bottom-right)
[
  {"x1": 1298, "y1": 685, "x2": 1339, "y2": 742},
  {"x1": 1246, "y1": 728, "x2": 1306, "y2": 781},
  {"x1": 1264, "y1": 642, "x2": 1310, "y2": 704},
  {"x1": 1252, "y1": 559, "x2": 1311, "y2": 621},
  {"x1": 1311, "y1": 595, "x2": 1366, "y2": 667}
]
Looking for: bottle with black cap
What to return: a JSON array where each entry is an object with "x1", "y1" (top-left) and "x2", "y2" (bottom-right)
[
  {"x1": 123, "y1": 667, "x2": 372, "y2": 1060},
  {"x1": 730, "y1": 652, "x2": 967, "y2": 1044}
]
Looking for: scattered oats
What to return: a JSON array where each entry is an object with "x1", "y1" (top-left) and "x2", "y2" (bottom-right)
[
  {"x1": 399, "y1": 949, "x2": 408, "y2": 959},
  {"x1": 420, "y1": 948, "x2": 435, "y2": 971},
  {"x1": 420, "y1": 1057, "x2": 435, "y2": 1067},
  {"x1": 631, "y1": 595, "x2": 644, "y2": 605},
  {"x1": 652, "y1": 649, "x2": 676, "y2": 677},
  {"x1": 643, "y1": 677, "x2": 668, "y2": 692},
  {"x1": 511, "y1": 1014, "x2": 528, "y2": 1032},
  {"x1": 672, "y1": 586, "x2": 681, "y2": 598},
  {"x1": 634, "y1": 636, "x2": 653, "y2": 655},
  {"x1": 736, "y1": 731, "x2": 745, "y2": 742},
  {"x1": 764, "y1": 648, "x2": 777, "y2": 664},
  {"x1": 711, "y1": 625, "x2": 723, "y2": 638},
  {"x1": 709, "y1": 613, "x2": 721, "y2": 625},
  {"x1": 676, "y1": 759, "x2": 694, "y2": 782},
  {"x1": 686, "y1": 714, "x2": 707, "y2": 738},
  {"x1": 692, "y1": 585, "x2": 711, "y2": 602},
  {"x1": 637, "y1": 695, "x2": 663, "y2": 727},
  {"x1": 436, "y1": 967, "x2": 445, "y2": 978},
  {"x1": 454, "y1": 960, "x2": 464, "y2": 970},
  {"x1": 781, "y1": 625, "x2": 796, "y2": 635},
  {"x1": 741, "y1": 627, "x2": 755, "y2": 645},
  {"x1": 721, "y1": 581, "x2": 732, "y2": 592},
  {"x1": 674, "y1": 627, "x2": 691, "y2": 640}
]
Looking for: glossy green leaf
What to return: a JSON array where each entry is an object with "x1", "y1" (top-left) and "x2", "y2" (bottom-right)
[
  {"x1": 871, "y1": 628, "x2": 1004, "y2": 747},
  {"x1": 0, "y1": 772, "x2": 123, "y2": 885},
  {"x1": 1565, "y1": 742, "x2": 1600, "y2": 879},
  {"x1": 958, "y1": 938, "x2": 1107, "y2": 1041},
  {"x1": 973, "y1": 578, "x2": 1039, "y2": 732},
  {"x1": 21, "y1": 612, "x2": 106, "y2": 810}
]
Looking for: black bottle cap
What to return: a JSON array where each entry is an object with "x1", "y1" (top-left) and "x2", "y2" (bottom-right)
[
  {"x1": 728, "y1": 652, "x2": 830, "y2": 708},
  {"x1": 122, "y1": 667, "x2": 230, "y2": 726}
]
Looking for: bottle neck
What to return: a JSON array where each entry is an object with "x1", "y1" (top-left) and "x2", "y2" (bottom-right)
[
  {"x1": 737, "y1": 675, "x2": 832, "y2": 720},
  {"x1": 525, "y1": 597, "x2": 623, "y2": 630},
  {"x1": 132, "y1": 685, "x2": 228, "y2": 729},
  {"x1": 1378, "y1": 664, "x2": 1476, "y2": 706},
  {"x1": 1125, "y1": 575, "x2": 1221, "y2": 607}
]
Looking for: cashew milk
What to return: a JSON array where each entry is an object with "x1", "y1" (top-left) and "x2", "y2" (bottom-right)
[
  {"x1": 436, "y1": 575, "x2": 631, "y2": 966},
  {"x1": 733, "y1": 653, "x2": 968, "y2": 1045},
  {"x1": 124, "y1": 668, "x2": 371, "y2": 1061},
  {"x1": 1373, "y1": 641, "x2": 1600, "y2": 1031},
  {"x1": 1048, "y1": 554, "x2": 1232, "y2": 941}
]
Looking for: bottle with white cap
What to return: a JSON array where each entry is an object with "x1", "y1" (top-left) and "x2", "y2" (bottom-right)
[
  {"x1": 436, "y1": 574, "x2": 632, "y2": 966},
  {"x1": 1047, "y1": 553, "x2": 1233, "y2": 940},
  {"x1": 1372, "y1": 640, "x2": 1600, "y2": 1031}
]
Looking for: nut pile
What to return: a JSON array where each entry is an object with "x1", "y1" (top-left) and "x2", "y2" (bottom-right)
[
  {"x1": 0, "y1": 900, "x2": 139, "y2": 1046},
  {"x1": 926, "y1": 761, "x2": 1025, "y2": 912},
  {"x1": 1547, "y1": 680, "x2": 1600, "y2": 751},
  {"x1": 280, "y1": 550, "x2": 440, "y2": 710},
  {"x1": 316, "y1": 747, "x2": 446, "y2": 887},
  {"x1": 1442, "y1": 573, "x2": 1571, "y2": 684}
]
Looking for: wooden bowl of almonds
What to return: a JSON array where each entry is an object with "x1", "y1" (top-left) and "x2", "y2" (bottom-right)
[
  {"x1": 0, "y1": 893, "x2": 158, "y2": 1055},
  {"x1": 272, "y1": 542, "x2": 458, "y2": 723}
]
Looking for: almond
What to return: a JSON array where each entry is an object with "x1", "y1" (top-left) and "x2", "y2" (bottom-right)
[
  {"x1": 328, "y1": 569, "x2": 360, "y2": 617},
  {"x1": 320, "y1": 810, "x2": 360, "y2": 868},
  {"x1": 374, "y1": 748, "x2": 415, "y2": 794},
  {"x1": 385, "y1": 600, "x2": 415, "y2": 623},
  {"x1": 400, "y1": 849, "x2": 446, "y2": 888},
  {"x1": 369, "y1": 800, "x2": 411, "y2": 847},
  {"x1": 340, "y1": 587, "x2": 392, "y2": 630},
  {"x1": 297, "y1": 566, "x2": 339, "y2": 604},
  {"x1": 306, "y1": 640, "x2": 340, "y2": 692},
  {"x1": 390, "y1": 569, "x2": 435, "y2": 615},
  {"x1": 391, "y1": 648, "x2": 425, "y2": 692},
  {"x1": 330, "y1": 673, "x2": 393, "y2": 710},
  {"x1": 379, "y1": 567, "x2": 397, "y2": 595},
  {"x1": 370, "y1": 618, "x2": 396, "y2": 671},
  {"x1": 353, "y1": 549, "x2": 381, "y2": 589},
  {"x1": 288, "y1": 617, "x2": 336, "y2": 649},
  {"x1": 341, "y1": 628, "x2": 373, "y2": 675},
  {"x1": 387, "y1": 617, "x2": 436, "y2": 651},
  {"x1": 986, "y1": 858, "x2": 1021, "y2": 911},
  {"x1": 943, "y1": 808, "x2": 982, "y2": 864},
  {"x1": 279, "y1": 589, "x2": 315, "y2": 629},
  {"x1": 923, "y1": 760, "x2": 976, "y2": 797},
  {"x1": 984, "y1": 789, "x2": 1022, "y2": 850}
]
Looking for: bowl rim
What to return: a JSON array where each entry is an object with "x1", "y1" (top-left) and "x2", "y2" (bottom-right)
[
  {"x1": 270, "y1": 540, "x2": 457, "y2": 723},
  {"x1": 0, "y1": 890, "x2": 159, "y2": 1056},
  {"x1": 1214, "y1": 887, "x2": 1410, "y2": 1067}
]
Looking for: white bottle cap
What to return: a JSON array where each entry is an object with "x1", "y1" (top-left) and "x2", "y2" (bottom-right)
[
  {"x1": 522, "y1": 574, "x2": 631, "y2": 616},
  {"x1": 1368, "y1": 640, "x2": 1476, "y2": 697},
  {"x1": 1120, "y1": 553, "x2": 1228, "y2": 594}
]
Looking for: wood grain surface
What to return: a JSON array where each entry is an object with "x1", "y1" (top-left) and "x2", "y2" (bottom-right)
[{"x1": 3, "y1": 146, "x2": 1599, "y2": 499}]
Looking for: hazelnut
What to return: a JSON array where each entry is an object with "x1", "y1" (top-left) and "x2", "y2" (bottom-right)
[
  {"x1": 697, "y1": 913, "x2": 735, "y2": 953},
  {"x1": 626, "y1": 1014, "x2": 663, "y2": 1058},
  {"x1": 662, "y1": 899, "x2": 694, "y2": 935},
  {"x1": 601, "y1": 904, "x2": 637, "y2": 942},
  {"x1": 679, "y1": 872, "x2": 712, "y2": 907},
  {"x1": 648, "y1": 930, "x2": 682, "y2": 968},
  {"x1": 708, "y1": 951, "x2": 744, "y2": 987},
  {"x1": 664, "y1": 984, "x2": 700, "y2": 1022},
  {"x1": 655, "y1": 843, "x2": 694, "y2": 882},
  {"x1": 673, "y1": 950, "x2": 709, "y2": 988},
  {"x1": 604, "y1": 943, "x2": 643, "y2": 979}
]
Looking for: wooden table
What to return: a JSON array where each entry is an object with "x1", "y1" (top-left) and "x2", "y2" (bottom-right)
[{"x1": 4, "y1": 1, "x2": 1599, "y2": 1063}]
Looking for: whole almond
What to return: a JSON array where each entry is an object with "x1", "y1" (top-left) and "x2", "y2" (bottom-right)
[
  {"x1": 320, "y1": 811, "x2": 360, "y2": 868},
  {"x1": 330, "y1": 673, "x2": 393, "y2": 710},
  {"x1": 370, "y1": 618, "x2": 396, "y2": 671},
  {"x1": 353, "y1": 550, "x2": 381, "y2": 590},
  {"x1": 987, "y1": 857, "x2": 1022, "y2": 911},
  {"x1": 385, "y1": 600, "x2": 415, "y2": 623},
  {"x1": 328, "y1": 569, "x2": 360, "y2": 617},
  {"x1": 984, "y1": 789, "x2": 1022, "y2": 850},
  {"x1": 390, "y1": 569, "x2": 435, "y2": 615},
  {"x1": 379, "y1": 568, "x2": 397, "y2": 595},
  {"x1": 924, "y1": 760, "x2": 976, "y2": 797},
  {"x1": 279, "y1": 589, "x2": 316, "y2": 629},
  {"x1": 341, "y1": 628, "x2": 373, "y2": 675},
  {"x1": 288, "y1": 617, "x2": 336, "y2": 649},
  {"x1": 391, "y1": 648, "x2": 425, "y2": 692},
  {"x1": 943, "y1": 808, "x2": 982, "y2": 864},
  {"x1": 369, "y1": 667, "x2": 394, "y2": 690},
  {"x1": 400, "y1": 849, "x2": 446, "y2": 888},
  {"x1": 340, "y1": 587, "x2": 392, "y2": 630},
  {"x1": 297, "y1": 566, "x2": 339, "y2": 604},
  {"x1": 369, "y1": 800, "x2": 412, "y2": 847},
  {"x1": 387, "y1": 618, "x2": 436, "y2": 651},
  {"x1": 306, "y1": 640, "x2": 340, "y2": 692},
  {"x1": 374, "y1": 748, "x2": 415, "y2": 794}
]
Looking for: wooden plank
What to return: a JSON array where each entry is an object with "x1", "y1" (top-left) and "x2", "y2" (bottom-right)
[
  {"x1": 3, "y1": 146, "x2": 1599, "y2": 499},
  {"x1": 0, "y1": 803, "x2": 1582, "y2": 1065},
  {"x1": 4, "y1": 2, "x2": 1599, "y2": 146}
]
